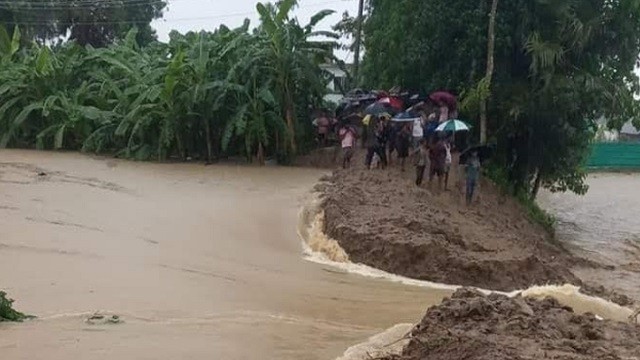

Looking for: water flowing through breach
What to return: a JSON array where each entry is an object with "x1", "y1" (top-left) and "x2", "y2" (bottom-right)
[
  {"x1": 0, "y1": 151, "x2": 635, "y2": 360},
  {"x1": 0, "y1": 151, "x2": 447, "y2": 360},
  {"x1": 298, "y1": 197, "x2": 634, "y2": 323},
  {"x1": 298, "y1": 198, "x2": 637, "y2": 359}
]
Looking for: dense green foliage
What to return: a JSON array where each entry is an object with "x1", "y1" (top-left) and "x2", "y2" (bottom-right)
[
  {"x1": 0, "y1": 0, "x2": 335, "y2": 163},
  {"x1": 0, "y1": 0, "x2": 165, "y2": 47},
  {"x1": 0, "y1": 291, "x2": 29, "y2": 322},
  {"x1": 363, "y1": 0, "x2": 640, "y2": 198}
]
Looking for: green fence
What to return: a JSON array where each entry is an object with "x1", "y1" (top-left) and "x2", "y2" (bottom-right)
[{"x1": 587, "y1": 142, "x2": 640, "y2": 169}]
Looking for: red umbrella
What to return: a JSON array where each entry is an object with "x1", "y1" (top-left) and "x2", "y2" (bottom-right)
[
  {"x1": 378, "y1": 96, "x2": 404, "y2": 111},
  {"x1": 429, "y1": 91, "x2": 457, "y2": 111}
]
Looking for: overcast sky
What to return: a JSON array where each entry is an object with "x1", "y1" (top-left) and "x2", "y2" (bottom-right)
[{"x1": 151, "y1": 0, "x2": 358, "y2": 61}]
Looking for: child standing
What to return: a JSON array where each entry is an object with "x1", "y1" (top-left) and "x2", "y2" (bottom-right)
[{"x1": 465, "y1": 151, "x2": 481, "y2": 205}]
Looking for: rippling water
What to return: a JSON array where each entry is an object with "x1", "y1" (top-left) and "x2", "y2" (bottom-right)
[
  {"x1": 541, "y1": 173, "x2": 640, "y2": 300},
  {"x1": 0, "y1": 150, "x2": 449, "y2": 360},
  {"x1": 0, "y1": 151, "x2": 634, "y2": 360}
]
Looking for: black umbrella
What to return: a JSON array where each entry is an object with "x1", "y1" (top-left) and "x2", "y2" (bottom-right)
[
  {"x1": 340, "y1": 112, "x2": 363, "y2": 125},
  {"x1": 459, "y1": 144, "x2": 495, "y2": 165},
  {"x1": 365, "y1": 102, "x2": 397, "y2": 116},
  {"x1": 336, "y1": 101, "x2": 362, "y2": 118}
]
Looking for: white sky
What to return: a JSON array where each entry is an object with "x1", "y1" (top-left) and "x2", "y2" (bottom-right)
[{"x1": 151, "y1": 0, "x2": 358, "y2": 61}]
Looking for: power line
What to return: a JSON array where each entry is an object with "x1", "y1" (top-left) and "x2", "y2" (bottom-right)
[
  {"x1": 0, "y1": 0, "x2": 172, "y2": 10},
  {"x1": 0, "y1": 0, "x2": 168, "y2": 10},
  {"x1": 3, "y1": 0, "x2": 346, "y2": 25},
  {"x1": 0, "y1": 0, "x2": 170, "y2": 5}
]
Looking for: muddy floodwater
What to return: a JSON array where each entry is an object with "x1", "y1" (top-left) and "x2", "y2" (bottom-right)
[
  {"x1": 0, "y1": 150, "x2": 450, "y2": 360},
  {"x1": 541, "y1": 173, "x2": 640, "y2": 301},
  {"x1": 0, "y1": 150, "x2": 636, "y2": 360}
]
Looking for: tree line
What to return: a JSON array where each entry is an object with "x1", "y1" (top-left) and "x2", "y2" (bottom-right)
[
  {"x1": 360, "y1": 0, "x2": 640, "y2": 199},
  {"x1": 0, "y1": 0, "x2": 166, "y2": 47},
  {"x1": 0, "y1": 0, "x2": 336, "y2": 163}
]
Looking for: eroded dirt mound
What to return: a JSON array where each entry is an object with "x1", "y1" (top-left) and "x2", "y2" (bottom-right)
[
  {"x1": 385, "y1": 288, "x2": 640, "y2": 360},
  {"x1": 319, "y1": 168, "x2": 581, "y2": 291}
]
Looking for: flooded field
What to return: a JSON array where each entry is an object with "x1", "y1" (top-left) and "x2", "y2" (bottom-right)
[
  {"x1": 0, "y1": 151, "x2": 635, "y2": 360},
  {"x1": 541, "y1": 173, "x2": 640, "y2": 300},
  {"x1": 0, "y1": 150, "x2": 450, "y2": 360}
]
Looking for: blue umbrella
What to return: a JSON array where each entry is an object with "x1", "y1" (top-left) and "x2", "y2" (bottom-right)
[{"x1": 425, "y1": 120, "x2": 439, "y2": 135}]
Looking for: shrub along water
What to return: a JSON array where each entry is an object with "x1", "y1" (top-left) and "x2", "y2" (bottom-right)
[
  {"x1": 0, "y1": 0, "x2": 338, "y2": 164},
  {"x1": 0, "y1": 291, "x2": 30, "y2": 322}
]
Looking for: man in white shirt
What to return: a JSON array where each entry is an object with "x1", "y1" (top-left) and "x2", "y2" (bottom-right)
[{"x1": 412, "y1": 115, "x2": 425, "y2": 149}]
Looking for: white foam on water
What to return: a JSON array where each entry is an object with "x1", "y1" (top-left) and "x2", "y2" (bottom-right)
[
  {"x1": 516, "y1": 284, "x2": 633, "y2": 323},
  {"x1": 297, "y1": 199, "x2": 635, "y2": 322},
  {"x1": 297, "y1": 201, "x2": 458, "y2": 291},
  {"x1": 334, "y1": 323, "x2": 414, "y2": 360},
  {"x1": 298, "y1": 199, "x2": 637, "y2": 360}
]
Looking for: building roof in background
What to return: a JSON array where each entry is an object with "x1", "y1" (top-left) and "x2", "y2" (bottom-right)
[{"x1": 621, "y1": 121, "x2": 640, "y2": 135}]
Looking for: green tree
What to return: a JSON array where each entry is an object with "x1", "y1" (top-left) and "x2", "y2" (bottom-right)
[
  {"x1": 363, "y1": 0, "x2": 640, "y2": 198},
  {"x1": 0, "y1": 0, "x2": 166, "y2": 47}
]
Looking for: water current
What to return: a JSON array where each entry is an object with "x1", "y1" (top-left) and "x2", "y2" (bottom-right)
[
  {"x1": 540, "y1": 173, "x2": 640, "y2": 301},
  {"x1": 0, "y1": 151, "x2": 635, "y2": 359}
]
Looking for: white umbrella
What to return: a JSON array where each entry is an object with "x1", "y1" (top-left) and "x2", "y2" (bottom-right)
[{"x1": 435, "y1": 119, "x2": 471, "y2": 132}]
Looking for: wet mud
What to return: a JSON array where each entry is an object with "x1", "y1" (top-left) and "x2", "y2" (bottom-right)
[
  {"x1": 383, "y1": 288, "x2": 640, "y2": 360},
  {"x1": 319, "y1": 168, "x2": 582, "y2": 292}
]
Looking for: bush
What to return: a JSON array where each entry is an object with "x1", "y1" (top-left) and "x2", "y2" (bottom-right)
[
  {"x1": 515, "y1": 191, "x2": 557, "y2": 235},
  {"x1": 0, "y1": 291, "x2": 30, "y2": 322}
]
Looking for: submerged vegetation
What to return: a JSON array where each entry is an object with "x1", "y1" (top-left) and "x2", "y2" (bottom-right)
[
  {"x1": 0, "y1": 291, "x2": 29, "y2": 322},
  {"x1": 0, "y1": 0, "x2": 337, "y2": 163}
]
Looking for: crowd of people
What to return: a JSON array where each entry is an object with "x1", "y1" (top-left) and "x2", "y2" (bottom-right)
[{"x1": 316, "y1": 104, "x2": 481, "y2": 205}]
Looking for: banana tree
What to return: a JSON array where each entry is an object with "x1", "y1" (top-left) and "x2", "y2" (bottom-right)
[
  {"x1": 84, "y1": 33, "x2": 170, "y2": 160},
  {"x1": 0, "y1": 44, "x2": 65, "y2": 148},
  {"x1": 222, "y1": 76, "x2": 284, "y2": 165},
  {"x1": 173, "y1": 22, "x2": 251, "y2": 162},
  {"x1": 255, "y1": 0, "x2": 336, "y2": 155},
  {"x1": 0, "y1": 25, "x2": 20, "y2": 61}
]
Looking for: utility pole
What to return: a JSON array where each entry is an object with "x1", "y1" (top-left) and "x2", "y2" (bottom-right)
[{"x1": 352, "y1": 0, "x2": 365, "y2": 87}]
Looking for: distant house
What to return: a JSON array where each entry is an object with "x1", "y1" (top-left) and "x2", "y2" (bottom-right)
[
  {"x1": 320, "y1": 63, "x2": 350, "y2": 104},
  {"x1": 595, "y1": 118, "x2": 640, "y2": 142},
  {"x1": 620, "y1": 121, "x2": 640, "y2": 141}
]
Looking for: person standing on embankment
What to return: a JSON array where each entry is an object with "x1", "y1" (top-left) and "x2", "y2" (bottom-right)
[
  {"x1": 339, "y1": 123, "x2": 358, "y2": 169},
  {"x1": 465, "y1": 151, "x2": 481, "y2": 205},
  {"x1": 414, "y1": 139, "x2": 430, "y2": 186}
]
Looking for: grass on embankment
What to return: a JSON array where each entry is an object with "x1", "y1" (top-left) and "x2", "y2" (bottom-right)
[
  {"x1": 0, "y1": 291, "x2": 31, "y2": 322},
  {"x1": 484, "y1": 165, "x2": 557, "y2": 236}
]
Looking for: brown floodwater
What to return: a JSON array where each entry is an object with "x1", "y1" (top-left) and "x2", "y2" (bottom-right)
[
  {"x1": 540, "y1": 173, "x2": 640, "y2": 301},
  {"x1": 0, "y1": 150, "x2": 451, "y2": 360},
  {"x1": 1, "y1": 151, "x2": 635, "y2": 360}
]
